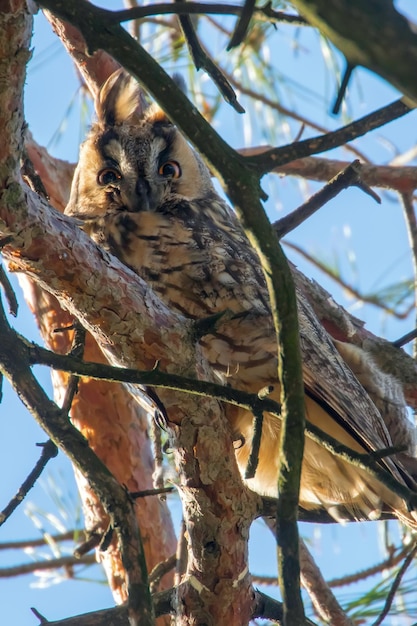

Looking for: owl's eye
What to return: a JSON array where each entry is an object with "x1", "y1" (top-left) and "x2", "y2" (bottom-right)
[
  {"x1": 158, "y1": 160, "x2": 181, "y2": 179},
  {"x1": 97, "y1": 168, "x2": 122, "y2": 186}
]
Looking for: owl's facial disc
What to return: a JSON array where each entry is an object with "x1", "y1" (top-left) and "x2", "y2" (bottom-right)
[{"x1": 94, "y1": 132, "x2": 181, "y2": 213}]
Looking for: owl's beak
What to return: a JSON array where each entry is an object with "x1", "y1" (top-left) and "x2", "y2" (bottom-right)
[
  {"x1": 134, "y1": 177, "x2": 164, "y2": 212},
  {"x1": 134, "y1": 178, "x2": 152, "y2": 211}
]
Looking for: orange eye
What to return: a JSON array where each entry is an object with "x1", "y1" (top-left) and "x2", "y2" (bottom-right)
[
  {"x1": 158, "y1": 160, "x2": 181, "y2": 179},
  {"x1": 97, "y1": 168, "x2": 122, "y2": 185}
]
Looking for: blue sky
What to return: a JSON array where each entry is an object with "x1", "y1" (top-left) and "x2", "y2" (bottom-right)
[{"x1": 2, "y1": 2, "x2": 417, "y2": 624}]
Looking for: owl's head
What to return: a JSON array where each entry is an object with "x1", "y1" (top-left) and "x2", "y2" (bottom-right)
[{"x1": 66, "y1": 70, "x2": 214, "y2": 217}]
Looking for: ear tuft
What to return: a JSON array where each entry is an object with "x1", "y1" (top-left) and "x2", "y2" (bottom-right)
[
  {"x1": 144, "y1": 104, "x2": 170, "y2": 125},
  {"x1": 96, "y1": 69, "x2": 146, "y2": 126}
]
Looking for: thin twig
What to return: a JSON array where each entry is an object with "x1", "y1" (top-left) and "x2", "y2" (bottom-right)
[
  {"x1": 253, "y1": 589, "x2": 318, "y2": 625},
  {"x1": 332, "y1": 62, "x2": 356, "y2": 115},
  {"x1": 110, "y1": 2, "x2": 309, "y2": 26},
  {"x1": 174, "y1": 0, "x2": 245, "y2": 112},
  {"x1": 61, "y1": 324, "x2": 86, "y2": 414},
  {"x1": 73, "y1": 532, "x2": 102, "y2": 558},
  {"x1": 400, "y1": 192, "x2": 417, "y2": 359},
  {"x1": 0, "y1": 440, "x2": 58, "y2": 528},
  {"x1": 0, "y1": 530, "x2": 86, "y2": 551},
  {"x1": 130, "y1": 486, "x2": 174, "y2": 498},
  {"x1": 246, "y1": 99, "x2": 413, "y2": 175},
  {"x1": 30, "y1": 607, "x2": 49, "y2": 624},
  {"x1": 230, "y1": 83, "x2": 370, "y2": 163},
  {"x1": 274, "y1": 160, "x2": 377, "y2": 239},
  {"x1": 227, "y1": 0, "x2": 256, "y2": 49},
  {"x1": 328, "y1": 544, "x2": 411, "y2": 588},
  {"x1": 0, "y1": 553, "x2": 96, "y2": 578},
  {"x1": 252, "y1": 544, "x2": 412, "y2": 589},
  {"x1": 393, "y1": 328, "x2": 417, "y2": 348},
  {"x1": 148, "y1": 553, "x2": 176, "y2": 593},
  {"x1": 371, "y1": 544, "x2": 417, "y2": 626},
  {"x1": 244, "y1": 409, "x2": 264, "y2": 479},
  {"x1": 262, "y1": 497, "x2": 398, "y2": 523}
]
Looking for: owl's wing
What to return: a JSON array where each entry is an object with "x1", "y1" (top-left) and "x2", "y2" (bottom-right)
[
  {"x1": 296, "y1": 288, "x2": 410, "y2": 485},
  {"x1": 199, "y1": 206, "x2": 412, "y2": 484}
]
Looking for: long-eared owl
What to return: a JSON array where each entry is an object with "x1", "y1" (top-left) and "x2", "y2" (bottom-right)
[{"x1": 66, "y1": 69, "x2": 417, "y2": 527}]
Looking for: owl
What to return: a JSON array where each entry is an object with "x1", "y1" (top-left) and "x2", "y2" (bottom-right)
[{"x1": 66, "y1": 69, "x2": 417, "y2": 527}]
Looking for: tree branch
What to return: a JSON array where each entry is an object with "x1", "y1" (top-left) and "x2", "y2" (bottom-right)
[
  {"x1": 172, "y1": 0, "x2": 245, "y2": 112},
  {"x1": 268, "y1": 156, "x2": 417, "y2": 193},
  {"x1": 0, "y1": 530, "x2": 86, "y2": 551},
  {"x1": 299, "y1": 538, "x2": 353, "y2": 626},
  {"x1": 227, "y1": 0, "x2": 256, "y2": 49},
  {"x1": 0, "y1": 553, "x2": 96, "y2": 578},
  {"x1": 27, "y1": 344, "x2": 417, "y2": 523},
  {"x1": 371, "y1": 544, "x2": 417, "y2": 626},
  {"x1": 274, "y1": 160, "x2": 379, "y2": 239},
  {"x1": 0, "y1": 439, "x2": 58, "y2": 528},
  {"x1": 109, "y1": 2, "x2": 309, "y2": 26},
  {"x1": 245, "y1": 99, "x2": 413, "y2": 175},
  {"x1": 291, "y1": 0, "x2": 417, "y2": 105},
  {"x1": 284, "y1": 240, "x2": 413, "y2": 320}
]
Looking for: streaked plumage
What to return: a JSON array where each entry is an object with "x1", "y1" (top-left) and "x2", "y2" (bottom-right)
[{"x1": 66, "y1": 70, "x2": 417, "y2": 526}]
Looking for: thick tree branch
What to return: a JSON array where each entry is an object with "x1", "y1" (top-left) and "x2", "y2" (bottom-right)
[{"x1": 270, "y1": 156, "x2": 417, "y2": 193}]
